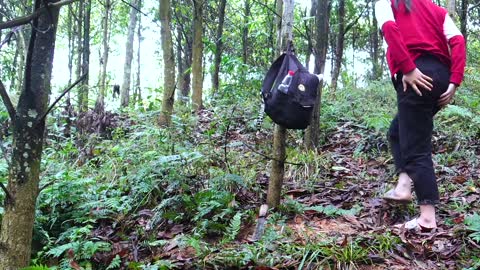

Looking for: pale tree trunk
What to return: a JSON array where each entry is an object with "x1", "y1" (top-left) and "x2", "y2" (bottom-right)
[
  {"x1": 191, "y1": 0, "x2": 204, "y2": 111},
  {"x1": 242, "y1": 0, "x2": 250, "y2": 65},
  {"x1": 135, "y1": 4, "x2": 142, "y2": 104},
  {"x1": 0, "y1": 1, "x2": 61, "y2": 268},
  {"x1": 159, "y1": 0, "x2": 176, "y2": 126},
  {"x1": 267, "y1": 0, "x2": 294, "y2": 209},
  {"x1": 176, "y1": 24, "x2": 185, "y2": 103},
  {"x1": 96, "y1": 0, "x2": 111, "y2": 112},
  {"x1": 76, "y1": 1, "x2": 84, "y2": 111},
  {"x1": 371, "y1": 1, "x2": 381, "y2": 80},
  {"x1": 65, "y1": 4, "x2": 75, "y2": 137},
  {"x1": 305, "y1": 0, "x2": 315, "y2": 70},
  {"x1": 120, "y1": 0, "x2": 140, "y2": 107},
  {"x1": 331, "y1": 0, "x2": 345, "y2": 92},
  {"x1": 274, "y1": 0, "x2": 283, "y2": 56},
  {"x1": 304, "y1": 0, "x2": 329, "y2": 149},
  {"x1": 212, "y1": 0, "x2": 226, "y2": 95},
  {"x1": 15, "y1": 31, "x2": 27, "y2": 96},
  {"x1": 447, "y1": 0, "x2": 456, "y2": 17},
  {"x1": 81, "y1": 0, "x2": 91, "y2": 112},
  {"x1": 182, "y1": 46, "x2": 192, "y2": 102}
]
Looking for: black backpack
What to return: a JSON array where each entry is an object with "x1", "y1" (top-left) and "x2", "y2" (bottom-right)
[{"x1": 261, "y1": 43, "x2": 320, "y2": 129}]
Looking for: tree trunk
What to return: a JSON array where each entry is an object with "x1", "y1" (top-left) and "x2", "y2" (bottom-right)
[
  {"x1": 191, "y1": 0, "x2": 204, "y2": 111},
  {"x1": 81, "y1": 0, "x2": 91, "y2": 112},
  {"x1": 135, "y1": 2, "x2": 142, "y2": 104},
  {"x1": 0, "y1": 1, "x2": 61, "y2": 268},
  {"x1": 274, "y1": 0, "x2": 283, "y2": 56},
  {"x1": 65, "y1": 4, "x2": 75, "y2": 137},
  {"x1": 212, "y1": 0, "x2": 226, "y2": 95},
  {"x1": 176, "y1": 24, "x2": 185, "y2": 103},
  {"x1": 304, "y1": 0, "x2": 329, "y2": 149},
  {"x1": 95, "y1": 0, "x2": 111, "y2": 112},
  {"x1": 446, "y1": 0, "x2": 456, "y2": 18},
  {"x1": 267, "y1": 0, "x2": 294, "y2": 209},
  {"x1": 15, "y1": 32, "x2": 27, "y2": 96},
  {"x1": 371, "y1": 2, "x2": 381, "y2": 80},
  {"x1": 305, "y1": 0, "x2": 316, "y2": 70},
  {"x1": 159, "y1": 0, "x2": 176, "y2": 126},
  {"x1": 120, "y1": 0, "x2": 140, "y2": 107},
  {"x1": 75, "y1": 0, "x2": 84, "y2": 111},
  {"x1": 459, "y1": 0, "x2": 467, "y2": 42},
  {"x1": 242, "y1": 0, "x2": 250, "y2": 65},
  {"x1": 331, "y1": 0, "x2": 345, "y2": 92}
]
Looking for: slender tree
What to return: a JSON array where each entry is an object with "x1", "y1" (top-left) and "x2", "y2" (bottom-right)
[
  {"x1": 0, "y1": 0, "x2": 71, "y2": 267},
  {"x1": 159, "y1": 0, "x2": 176, "y2": 126},
  {"x1": 212, "y1": 0, "x2": 226, "y2": 95},
  {"x1": 134, "y1": 2, "x2": 142, "y2": 104},
  {"x1": 274, "y1": 0, "x2": 283, "y2": 57},
  {"x1": 120, "y1": 0, "x2": 140, "y2": 107},
  {"x1": 242, "y1": 0, "x2": 250, "y2": 65},
  {"x1": 459, "y1": 0, "x2": 467, "y2": 42},
  {"x1": 369, "y1": 0, "x2": 381, "y2": 79},
  {"x1": 95, "y1": 0, "x2": 112, "y2": 112},
  {"x1": 331, "y1": 0, "x2": 345, "y2": 92},
  {"x1": 267, "y1": 0, "x2": 294, "y2": 208},
  {"x1": 191, "y1": 0, "x2": 204, "y2": 111},
  {"x1": 304, "y1": 0, "x2": 330, "y2": 149}
]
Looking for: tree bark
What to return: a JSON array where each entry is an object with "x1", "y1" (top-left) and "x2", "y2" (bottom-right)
[
  {"x1": 267, "y1": 0, "x2": 294, "y2": 209},
  {"x1": 0, "y1": 1, "x2": 61, "y2": 268},
  {"x1": 79, "y1": 0, "x2": 91, "y2": 113},
  {"x1": 75, "y1": 0, "x2": 84, "y2": 110},
  {"x1": 120, "y1": 0, "x2": 140, "y2": 107},
  {"x1": 370, "y1": 1, "x2": 381, "y2": 80},
  {"x1": 191, "y1": 0, "x2": 204, "y2": 111},
  {"x1": 331, "y1": 0, "x2": 345, "y2": 92},
  {"x1": 274, "y1": 0, "x2": 283, "y2": 56},
  {"x1": 459, "y1": 0, "x2": 467, "y2": 42},
  {"x1": 135, "y1": 1, "x2": 142, "y2": 104},
  {"x1": 304, "y1": 0, "x2": 329, "y2": 150},
  {"x1": 95, "y1": 0, "x2": 111, "y2": 112},
  {"x1": 14, "y1": 31, "x2": 27, "y2": 96},
  {"x1": 159, "y1": 0, "x2": 176, "y2": 125},
  {"x1": 212, "y1": 0, "x2": 226, "y2": 95},
  {"x1": 242, "y1": 0, "x2": 250, "y2": 65},
  {"x1": 446, "y1": 0, "x2": 456, "y2": 18}
]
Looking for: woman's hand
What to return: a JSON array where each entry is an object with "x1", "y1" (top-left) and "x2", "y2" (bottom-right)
[
  {"x1": 402, "y1": 68, "x2": 433, "y2": 96},
  {"x1": 438, "y1": 83, "x2": 457, "y2": 107}
]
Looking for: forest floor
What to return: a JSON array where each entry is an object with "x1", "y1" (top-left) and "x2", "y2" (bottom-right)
[
  {"x1": 22, "y1": 83, "x2": 480, "y2": 269},
  {"x1": 83, "y1": 108, "x2": 480, "y2": 270}
]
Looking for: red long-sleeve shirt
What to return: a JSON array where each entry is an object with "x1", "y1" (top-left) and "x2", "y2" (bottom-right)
[{"x1": 375, "y1": 0, "x2": 466, "y2": 85}]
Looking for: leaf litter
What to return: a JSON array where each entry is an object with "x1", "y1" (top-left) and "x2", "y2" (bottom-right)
[{"x1": 87, "y1": 112, "x2": 479, "y2": 269}]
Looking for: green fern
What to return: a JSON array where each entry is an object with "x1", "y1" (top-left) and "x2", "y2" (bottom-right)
[
  {"x1": 221, "y1": 212, "x2": 243, "y2": 244},
  {"x1": 465, "y1": 213, "x2": 480, "y2": 242},
  {"x1": 106, "y1": 255, "x2": 121, "y2": 269}
]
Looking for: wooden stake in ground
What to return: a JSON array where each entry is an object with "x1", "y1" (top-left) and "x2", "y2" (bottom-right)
[{"x1": 266, "y1": 0, "x2": 294, "y2": 209}]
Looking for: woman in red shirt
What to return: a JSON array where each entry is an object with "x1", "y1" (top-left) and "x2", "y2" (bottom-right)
[{"x1": 375, "y1": 0, "x2": 466, "y2": 230}]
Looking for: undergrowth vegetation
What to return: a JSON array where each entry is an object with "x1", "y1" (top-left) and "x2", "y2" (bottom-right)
[{"x1": 0, "y1": 74, "x2": 479, "y2": 269}]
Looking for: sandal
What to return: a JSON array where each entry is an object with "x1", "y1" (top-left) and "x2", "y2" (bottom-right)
[
  {"x1": 394, "y1": 218, "x2": 435, "y2": 232},
  {"x1": 382, "y1": 189, "x2": 413, "y2": 204}
]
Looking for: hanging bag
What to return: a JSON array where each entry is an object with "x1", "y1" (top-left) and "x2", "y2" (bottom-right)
[{"x1": 261, "y1": 42, "x2": 320, "y2": 129}]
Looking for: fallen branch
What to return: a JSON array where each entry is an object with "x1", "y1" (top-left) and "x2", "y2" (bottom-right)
[
  {"x1": 37, "y1": 73, "x2": 87, "y2": 125},
  {"x1": 0, "y1": 80, "x2": 16, "y2": 120},
  {"x1": 0, "y1": 0, "x2": 79, "y2": 30}
]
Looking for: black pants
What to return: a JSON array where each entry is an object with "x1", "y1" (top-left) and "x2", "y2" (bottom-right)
[{"x1": 388, "y1": 55, "x2": 450, "y2": 205}]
